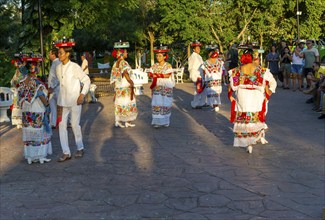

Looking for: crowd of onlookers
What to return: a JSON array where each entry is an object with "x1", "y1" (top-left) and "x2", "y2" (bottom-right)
[{"x1": 265, "y1": 39, "x2": 325, "y2": 119}]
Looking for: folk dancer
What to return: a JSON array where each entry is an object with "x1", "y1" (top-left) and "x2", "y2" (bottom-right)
[
  {"x1": 188, "y1": 41, "x2": 205, "y2": 108},
  {"x1": 110, "y1": 41, "x2": 138, "y2": 128},
  {"x1": 55, "y1": 41, "x2": 90, "y2": 162},
  {"x1": 228, "y1": 50, "x2": 277, "y2": 154},
  {"x1": 17, "y1": 59, "x2": 52, "y2": 164},
  {"x1": 200, "y1": 51, "x2": 224, "y2": 112},
  {"x1": 148, "y1": 45, "x2": 175, "y2": 128},
  {"x1": 10, "y1": 57, "x2": 24, "y2": 129}
]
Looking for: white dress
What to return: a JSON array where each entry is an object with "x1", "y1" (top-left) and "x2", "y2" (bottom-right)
[
  {"x1": 228, "y1": 66, "x2": 276, "y2": 147},
  {"x1": 11, "y1": 69, "x2": 23, "y2": 127},
  {"x1": 110, "y1": 60, "x2": 138, "y2": 122},
  {"x1": 18, "y1": 77, "x2": 52, "y2": 162},
  {"x1": 149, "y1": 62, "x2": 175, "y2": 126},
  {"x1": 201, "y1": 59, "x2": 224, "y2": 106}
]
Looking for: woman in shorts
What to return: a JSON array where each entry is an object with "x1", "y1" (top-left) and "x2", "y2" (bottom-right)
[{"x1": 291, "y1": 46, "x2": 304, "y2": 91}]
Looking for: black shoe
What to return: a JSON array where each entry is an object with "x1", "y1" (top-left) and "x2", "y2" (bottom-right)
[
  {"x1": 318, "y1": 114, "x2": 325, "y2": 119},
  {"x1": 305, "y1": 98, "x2": 313, "y2": 104},
  {"x1": 75, "y1": 149, "x2": 84, "y2": 158}
]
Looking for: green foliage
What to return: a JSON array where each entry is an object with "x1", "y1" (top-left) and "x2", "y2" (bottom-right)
[
  {"x1": 1, "y1": 0, "x2": 324, "y2": 88},
  {"x1": 0, "y1": 52, "x2": 15, "y2": 87}
]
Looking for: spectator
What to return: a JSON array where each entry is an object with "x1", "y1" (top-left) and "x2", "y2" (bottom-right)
[
  {"x1": 277, "y1": 40, "x2": 287, "y2": 85},
  {"x1": 317, "y1": 77, "x2": 325, "y2": 119},
  {"x1": 280, "y1": 47, "x2": 292, "y2": 89},
  {"x1": 304, "y1": 62, "x2": 325, "y2": 110},
  {"x1": 300, "y1": 40, "x2": 320, "y2": 88},
  {"x1": 291, "y1": 46, "x2": 304, "y2": 91},
  {"x1": 226, "y1": 43, "x2": 239, "y2": 70},
  {"x1": 266, "y1": 45, "x2": 280, "y2": 83}
]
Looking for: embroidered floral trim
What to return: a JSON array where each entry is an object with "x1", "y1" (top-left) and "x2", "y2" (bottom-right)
[
  {"x1": 24, "y1": 138, "x2": 51, "y2": 147},
  {"x1": 115, "y1": 103, "x2": 138, "y2": 117},
  {"x1": 231, "y1": 67, "x2": 266, "y2": 87},
  {"x1": 234, "y1": 130, "x2": 262, "y2": 138},
  {"x1": 207, "y1": 93, "x2": 220, "y2": 98},
  {"x1": 206, "y1": 79, "x2": 221, "y2": 87},
  {"x1": 235, "y1": 112, "x2": 261, "y2": 124},
  {"x1": 22, "y1": 112, "x2": 43, "y2": 128},
  {"x1": 152, "y1": 105, "x2": 171, "y2": 115},
  {"x1": 153, "y1": 86, "x2": 173, "y2": 97},
  {"x1": 18, "y1": 78, "x2": 45, "y2": 105},
  {"x1": 203, "y1": 60, "x2": 223, "y2": 74}
]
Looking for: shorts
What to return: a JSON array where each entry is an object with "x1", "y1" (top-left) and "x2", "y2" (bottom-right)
[
  {"x1": 291, "y1": 64, "x2": 303, "y2": 75},
  {"x1": 303, "y1": 68, "x2": 313, "y2": 77},
  {"x1": 283, "y1": 63, "x2": 291, "y2": 73}
]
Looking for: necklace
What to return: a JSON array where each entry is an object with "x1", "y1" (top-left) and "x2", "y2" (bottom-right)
[{"x1": 61, "y1": 62, "x2": 71, "y2": 80}]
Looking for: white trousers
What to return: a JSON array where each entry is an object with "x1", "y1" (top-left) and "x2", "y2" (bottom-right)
[
  {"x1": 59, "y1": 105, "x2": 84, "y2": 156},
  {"x1": 49, "y1": 93, "x2": 57, "y2": 126}
]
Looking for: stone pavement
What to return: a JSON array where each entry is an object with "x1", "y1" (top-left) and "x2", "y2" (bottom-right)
[{"x1": 0, "y1": 83, "x2": 324, "y2": 220}]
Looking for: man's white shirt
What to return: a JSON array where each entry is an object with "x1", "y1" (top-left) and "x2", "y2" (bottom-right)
[
  {"x1": 48, "y1": 58, "x2": 61, "y2": 93},
  {"x1": 188, "y1": 52, "x2": 203, "y2": 82},
  {"x1": 56, "y1": 61, "x2": 90, "y2": 107},
  {"x1": 81, "y1": 59, "x2": 89, "y2": 75}
]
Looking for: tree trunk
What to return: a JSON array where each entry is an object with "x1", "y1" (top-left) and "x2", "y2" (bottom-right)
[
  {"x1": 229, "y1": 8, "x2": 257, "y2": 46},
  {"x1": 148, "y1": 31, "x2": 155, "y2": 66},
  {"x1": 210, "y1": 26, "x2": 223, "y2": 52}
]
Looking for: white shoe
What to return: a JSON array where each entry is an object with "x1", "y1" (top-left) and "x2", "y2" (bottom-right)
[
  {"x1": 39, "y1": 158, "x2": 51, "y2": 164},
  {"x1": 260, "y1": 137, "x2": 268, "y2": 145},
  {"x1": 125, "y1": 122, "x2": 136, "y2": 127},
  {"x1": 247, "y1": 145, "x2": 253, "y2": 154},
  {"x1": 163, "y1": 124, "x2": 169, "y2": 127},
  {"x1": 153, "y1": 124, "x2": 160, "y2": 128},
  {"x1": 115, "y1": 121, "x2": 125, "y2": 128},
  {"x1": 214, "y1": 106, "x2": 220, "y2": 112},
  {"x1": 27, "y1": 158, "x2": 32, "y2": 164}
]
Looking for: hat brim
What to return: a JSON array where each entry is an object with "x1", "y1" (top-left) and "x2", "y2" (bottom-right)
[
  {"x1": 153, "y1": 49, "x2": 169, "y2": 53},
  {"x1": 22, "y1": 57, "x2": 43, "y2": 62},
  {"x1": 55, "y1": 42, "x2": 75, "y2": 48}
]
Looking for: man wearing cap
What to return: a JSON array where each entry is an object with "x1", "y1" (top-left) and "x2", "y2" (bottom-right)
[
  {"x1": 188, "y1": 41, "x2": 205, "y2": 109},
  {"x1": 56, "y1": 43, "x2": 90, "y2": 162}
]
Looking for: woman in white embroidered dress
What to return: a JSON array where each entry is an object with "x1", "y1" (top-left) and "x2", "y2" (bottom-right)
[
  {"x1": 200, "y1": 50, "x2": 224, "y2": 112},
  {"x1": 110, "y1": 42, "x2": 138, "y2": 128},
  {"x1": 18, "y1": 61, "x2": 52, "y2": 164},
  {"x1": 10, "y1": 58, "x2": 24, "y2": 129},
  {"x1": 149, "y1": 46, "x2": 175, "y2": 128},
  {"x1": 228, "y1": 50, "x2": 277, "y2": 154}
]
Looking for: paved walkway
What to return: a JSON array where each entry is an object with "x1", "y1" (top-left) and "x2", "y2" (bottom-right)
[{"x1": 1, "y1": 83, "x2": 324, "y2": 220}]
